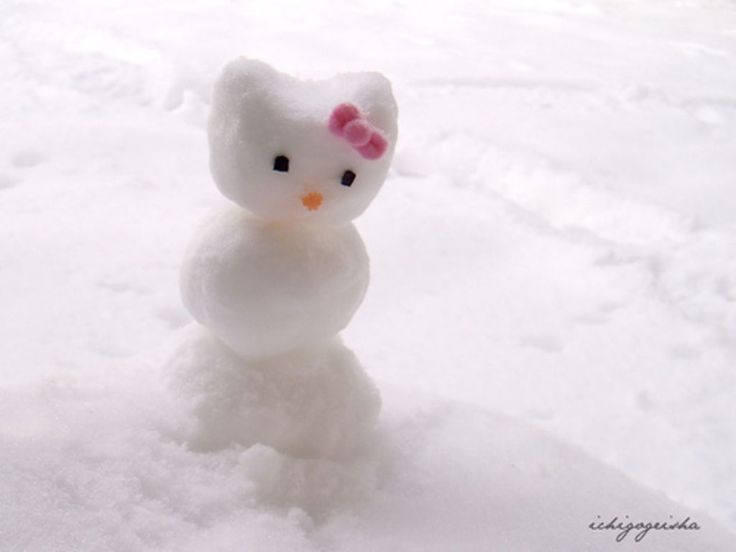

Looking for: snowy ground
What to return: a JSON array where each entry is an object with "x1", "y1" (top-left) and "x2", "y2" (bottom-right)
[{"x1": 1, "y1": 0, "x2": 736, "y2": 550}]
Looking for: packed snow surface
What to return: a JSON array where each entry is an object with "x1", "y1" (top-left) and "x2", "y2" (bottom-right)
[
  {"x1": 180, "y1": 206, "x2": 369, "y2": 360},
  {"x1": 173, "y1": 57, "x2": 392, "y2": 467},
  {"x1": 1, "y1": 0, "x2": 736, "y2": 550},
  {"x1": 207, "y1": 58, "x2": 398, "y2": 223},
  {"x1": 166, "y1": 325, "x2": 381, "y2": 459}
]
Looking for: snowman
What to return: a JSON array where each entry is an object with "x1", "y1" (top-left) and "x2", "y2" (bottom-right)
[{"x1": 166, "y1": 58, "x2": 398, "y2": 460}]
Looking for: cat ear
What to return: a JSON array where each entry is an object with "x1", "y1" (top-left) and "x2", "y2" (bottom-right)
[
  {"x1": 208, "y1": 58, "x2": 281, "y2": 191},
  {"x1": 210, "y1": 57, "x2": 279, "y2": 118},
  {"x1": 349, "y1": 72, "x2": 398, "y2": 142}
]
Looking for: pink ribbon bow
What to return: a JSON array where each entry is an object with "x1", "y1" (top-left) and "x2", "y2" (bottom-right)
[{"x1": 328, "y1": 103, "x2": 388, "y2": 160}]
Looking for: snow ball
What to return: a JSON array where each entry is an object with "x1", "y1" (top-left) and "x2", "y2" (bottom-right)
[
  {"x1": 165, "y1": 324, "x2": 381, "y2": 460},
  {"x1": 180, "y1": 206, "x2": 370, "y2": 359}
]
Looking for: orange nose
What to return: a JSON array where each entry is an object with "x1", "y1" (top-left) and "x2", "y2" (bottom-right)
[{"x1": 301, "y1": 192, "x2": 323, "y2": 211}]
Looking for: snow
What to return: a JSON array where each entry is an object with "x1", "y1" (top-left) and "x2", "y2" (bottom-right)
[
  {"x1": 173, "y1": 58, "x2": 393, "y2": 465},
  {"x1": 207, "y1": 58, "x2": 397, "y2": 222},
  {"x1": 166, "y1": 325, "x2": 380, "y2": 458},
  {"x1": 1, "y1": 0, "x2": 736, "y2": 550},
  {"x1": 179, "y1": 206, "x2": 369, "y2": 360}
]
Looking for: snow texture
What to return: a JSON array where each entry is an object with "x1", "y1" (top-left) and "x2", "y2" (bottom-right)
[
  {"x1": 180, "y1": 206, "x2": 369, "y2": 359},
  {"x1": 1, "y1": 0, "x2": 736, "y2": 550},
  {"x1": 172, "y1": 58, "x2": 392, "y2": 463},
  {"x1": 165, "y1": 325, "x2": 381, "y2": 459},
  {"x1": 208, "y1": 58, "x2": 398, "y2": 223}
]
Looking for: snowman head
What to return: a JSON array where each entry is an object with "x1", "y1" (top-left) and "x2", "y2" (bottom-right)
[{"x1": 208, "y1": 58, "x2": 398, "y2": 224}]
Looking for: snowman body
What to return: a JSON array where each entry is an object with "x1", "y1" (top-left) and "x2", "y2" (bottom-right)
[
  {"x1": 180, "y1": 207, "x2": 369, "y2": 360},
  {"x1": 167, "y1": 59, "x2": 398, "y2": 459}
]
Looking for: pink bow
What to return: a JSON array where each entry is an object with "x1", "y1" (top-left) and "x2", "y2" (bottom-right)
[{"x1": 328, "y1": 103, "x2": 388, "y2": 160}]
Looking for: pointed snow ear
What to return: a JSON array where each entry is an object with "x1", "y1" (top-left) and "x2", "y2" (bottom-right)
[
  {"x1": 353, "y1": 72, "x2": 399, "y2": 142},
  {"x1": 210, "y1": 57, "x2": 279, "y2": 119},
  {"x1": 208, "y1": 58, "x2": 282, "y2": 196}
]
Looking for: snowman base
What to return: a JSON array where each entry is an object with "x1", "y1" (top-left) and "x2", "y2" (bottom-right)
[{"x1": 165, "y1": 324, "x2": 381, "y2": 460}]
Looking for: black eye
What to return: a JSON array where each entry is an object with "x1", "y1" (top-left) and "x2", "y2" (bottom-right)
[
  {"x1": 273, "y1": 155, "x2": 289, "y2": 172},
  {"x1": 341, "y1": 170, "x2": 356, "y2": 187}
]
